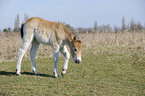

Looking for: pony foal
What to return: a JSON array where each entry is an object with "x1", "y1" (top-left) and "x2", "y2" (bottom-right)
[{"x1": 16, "y1": 17, "x2": 82, "y2": 78}]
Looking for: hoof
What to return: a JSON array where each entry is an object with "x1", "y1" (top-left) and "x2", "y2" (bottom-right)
[
  {"x1": 61, "y1": 72, "x2": 64, "y2": 76},
  {"x1": 54, "y1": 75, "x2": 59, "y2": 79},
  {"x1": 36, "y1": 72, "x2": 40, "y2": 76},
  {"x1": 16, "y1": 73, "x2": 21, "y2": 76},
  {"x1": 16, "y1": 69, "x2": 21, "y2": 76},
  {"x1": 61, "y1": 70, "x2": 66, "y2": 76},
  {"x1": 53, "y1": 72, "x2": 59, "y2": 79},
  {"x1": 32, "y1": 70, "x2": 40, "y2": 75},
  {"x1": 61, "y1": 72, "x2": 65, "y2": 76}
]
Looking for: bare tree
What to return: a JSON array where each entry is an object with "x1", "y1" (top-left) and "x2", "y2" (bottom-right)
[
  {"x1": 130, "y1": 18, "x2": 136, "y2": 31},
  {"x1": 101, "y1": 25, "x2": 108, "y2": 32},
  {"x1": 14, "y1": 14, "x2": 20, "y2": 32},
  {"x1": 107, "y1": 24, "x2": 112, "y2": 32},
  {"x1": 136, "y1": 21, "x2": 143, "y2": 31},
  {"x1": 94, "y1": 21, "x2": 98, "y2": 33},
  {"x1": 7, "y1": 27, "x2": 12, "y2": 32},
  {"x1": 121, "y1": 16, "x2": 127, "y2": 32},
  {"x1": 127, "y1": 23, "x2": 130, "y2": 31},
  {"x1": 114, "y1": 25, "x2": 120, "y2": 32}
]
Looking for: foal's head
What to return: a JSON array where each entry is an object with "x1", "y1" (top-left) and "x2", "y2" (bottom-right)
[{"x1": 71, "y1": 36, "x2": 82, "y2": 64}]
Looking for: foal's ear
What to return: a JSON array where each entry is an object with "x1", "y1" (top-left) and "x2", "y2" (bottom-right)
[
  {"x1": 78, "y1": 40, "x2": 81, "y2": 43},
  {"x1": 73, "y1": 36, "x2": 77, "y2": 41},
  {"x1": 73, "y1": 36, "x2": 82, "y2": 43}
]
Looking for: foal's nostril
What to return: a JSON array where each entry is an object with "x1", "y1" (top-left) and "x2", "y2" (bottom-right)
[
  {"x1": 75, "y1": 60, "x2": 80, "y2": 64},
  {"x1": 75, "y1": 60, "x2": 78, "y2": 63}
]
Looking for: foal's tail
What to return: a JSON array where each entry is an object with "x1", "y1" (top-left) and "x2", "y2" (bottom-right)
[{"x1": 20, "y1": 23, "x2": 24, "y2": 39}]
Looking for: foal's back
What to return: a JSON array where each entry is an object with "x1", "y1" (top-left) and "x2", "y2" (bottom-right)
[{"x1": 24, "y1": 17, "x2": 69, "y2": 45}]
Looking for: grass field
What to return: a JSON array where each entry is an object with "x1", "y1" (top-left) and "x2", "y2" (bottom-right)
[{"x1": 0, "y1": 32, "x2": 145, "y2": 95}]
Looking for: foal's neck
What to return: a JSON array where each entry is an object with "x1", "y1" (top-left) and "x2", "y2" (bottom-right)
[{"x1": 63, "y1": 25, "x2": 74, "y2": 46}]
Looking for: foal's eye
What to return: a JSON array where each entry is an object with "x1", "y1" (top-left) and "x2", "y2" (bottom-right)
[
  {"x1": 74, "y1": 48, "x2": 77, "y2": 52},
  {"x1": 73, "y1": 47, "x2": 77, "y2": 52}
]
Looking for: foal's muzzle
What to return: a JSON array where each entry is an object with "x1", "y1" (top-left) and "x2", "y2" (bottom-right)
[{"x1": 74, "y1": 57, "x2": 81, "y2": 64}]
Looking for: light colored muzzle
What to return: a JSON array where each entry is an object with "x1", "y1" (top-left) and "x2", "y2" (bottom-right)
[{"x1": 73, "y1": 57, "x2": 81, "y2": 64}]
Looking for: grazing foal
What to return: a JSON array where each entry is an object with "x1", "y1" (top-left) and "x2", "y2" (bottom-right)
[{"x1": 16, "y1": 17, "x2": 82, "y2": 78}]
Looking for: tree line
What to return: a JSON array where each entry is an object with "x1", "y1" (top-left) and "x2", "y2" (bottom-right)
[
  {"x1": 3, "y1": 13, "x2": 29, "y2": 32},
  {"x1": 72, "y1": 16, "x2": 144, "y2": 33},
  {"x1": 2, "y1": 15, "x2": 145, "y2": 33}
]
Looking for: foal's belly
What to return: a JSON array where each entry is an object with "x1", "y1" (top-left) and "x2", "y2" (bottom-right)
[{"x1": 35, "y1": 33, "x2": 53, "y2": 45}]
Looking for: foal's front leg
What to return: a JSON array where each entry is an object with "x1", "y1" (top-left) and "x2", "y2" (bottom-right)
[
  {"x1": 60, "y1": 46, "x2": 70, "y2": 75},
  {"x1": 52, "y1": 45, "x2": 60, "y2": 78}
]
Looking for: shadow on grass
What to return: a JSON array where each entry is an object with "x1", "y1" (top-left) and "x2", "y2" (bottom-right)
[
  {"x1": 0, "y1": 71, "x2": 16, "y2": 76},
  {"x1": 0, "y1": 71, "x2": 55, "y2": 78}
]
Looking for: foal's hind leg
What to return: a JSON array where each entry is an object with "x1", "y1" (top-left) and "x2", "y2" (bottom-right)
[
  {"x1": 30, "y1": 39, "x2": 40, "y2": 75},
  {"x1": 16, "y1": 37, "x2": 33, "y2": 76},
  {"x1": 52, "y1": 44, "x2": 60, "y2": 78}
]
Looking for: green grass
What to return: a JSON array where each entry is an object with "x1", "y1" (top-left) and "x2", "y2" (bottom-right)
[{"x1": 0, "y1": 47, "x2": 145, "y2": 96}]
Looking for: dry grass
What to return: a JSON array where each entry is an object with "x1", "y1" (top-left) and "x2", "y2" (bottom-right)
[
  {"x1": 80, "y1": 31, "x2": 145, "y2": 58},
  {"x1": 0, "y1": 31, "x2": 145, "y2": 62},
  {"x1": 0, "y1": 31, "x2": 145, "y2": 95},
  {"x1": 81, "y1": 31, "x2": 145, "y2": 49},
  {"x1": 0, "y1": 32, "x2": 53, "y2": 62}
]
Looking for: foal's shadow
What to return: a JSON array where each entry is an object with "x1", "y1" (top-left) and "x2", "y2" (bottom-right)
[{"x1": 0, "y1": 71, "x2": 55, "y2": 78}]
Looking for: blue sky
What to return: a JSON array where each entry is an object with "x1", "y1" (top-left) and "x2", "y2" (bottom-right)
[{"x1": 0, "y1": 0, "x2": 145, "y2": 30}]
